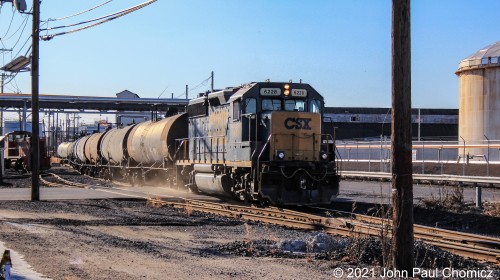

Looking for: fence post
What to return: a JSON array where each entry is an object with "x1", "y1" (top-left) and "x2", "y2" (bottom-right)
[
  {"x1": 438, "y1": 147, "x2": 443, "y2": 175},
  {"x1": 380, "y1": 135, "x2": 383, "y2": 172},
  {"x1": 368, "y1": 143, "x2": 371, "y2": 172},
  {"x1": 356, "y1": 142, "x2": 359, "y2": 171},
  {"x1": 460, "y1": 136, "x2": 465, "y2": 176},
  {"x1": 421, "y1": 140, "x2": 424, "y2": 174},
  {"x1": 475, "y1": 183, "x2": 482, "y2": 208},
  {"x1": 484, "y1": 135, "x2": 489, "y2": 176}
]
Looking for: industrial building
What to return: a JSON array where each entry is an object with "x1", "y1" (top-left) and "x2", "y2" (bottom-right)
[
  {"x1": 323, "y1": 107, "x2": 458, "y2": 140},
  {"x1": 115, "y1": 90, "x2": 151, "y2": 125}
]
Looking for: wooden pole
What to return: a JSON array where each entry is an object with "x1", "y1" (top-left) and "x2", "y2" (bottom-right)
[
  {"x1": 391, "y1": 0, "x2": 413, "y2": 270},
  {"x1": 31, "y1": 0, "x2": 41, "y2": 201}
]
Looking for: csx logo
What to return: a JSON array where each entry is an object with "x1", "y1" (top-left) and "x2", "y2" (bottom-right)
[{"x1": 284, "y1": 118, "x2": 312, "y2": 130}]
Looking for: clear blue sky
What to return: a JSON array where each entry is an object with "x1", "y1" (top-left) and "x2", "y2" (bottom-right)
[{"x1": 1, "y1": 0, "x2": 499, "y2": 109}]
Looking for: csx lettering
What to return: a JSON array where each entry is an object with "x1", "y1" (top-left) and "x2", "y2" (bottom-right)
[{"x1": 284, "y1": 118, "x2": 312, "y2": 130}]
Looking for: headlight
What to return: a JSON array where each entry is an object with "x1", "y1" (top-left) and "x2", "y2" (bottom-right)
[
  {"x1": 321, "y1": 153, "x2": 328, "y2": 160},
  {"x1": 284, "y1": 84, "x2": 291, "y2": 96},
  {"x1": 277, "y1": 151, "x2": 285, "y2": 160}
]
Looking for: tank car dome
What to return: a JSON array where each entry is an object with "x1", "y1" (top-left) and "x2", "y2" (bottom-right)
[{"x1": 456, "y1": 41, "x2": 500, "y2": 73}]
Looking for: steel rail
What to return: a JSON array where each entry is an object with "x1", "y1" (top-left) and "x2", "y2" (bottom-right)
[
  {"x1": 148, "y1": 197, "x2": 500, "y2": 264},
  {"x1": 310, "y1": 206, "x2": 500, "y2": 245}
]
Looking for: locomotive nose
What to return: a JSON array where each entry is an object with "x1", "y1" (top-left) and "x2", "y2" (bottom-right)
[{"x1": 269, "y1": 111, "x2": 321, "y2": 161}]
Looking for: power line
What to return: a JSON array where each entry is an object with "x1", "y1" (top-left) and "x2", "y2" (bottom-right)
[
  {"x1": 42, "y1": 2, "x2": 132, "y2": 31},
  {"x1": 157, "y1": 85, "x2": 169, "y2": 98},
  {"x1": 43, "y1": 0, "x2": 114, "y2": 22},
  {"x1": 188, "y1": 76, "x2": 212, "y2": 92},
  {"x1": 8, "y1": 19, "x2": 30, "y2": 57},
  {"x1": 4, "y1": 9, "x2": 30, "y2": 41},
  {"x1": 40, "y1": 0, "x2": 157, "y2": 41},
  {"x1": 1, "y1": 6, "x2": 16, "y2": 38},
  {"x1": 173, "y1": 75, "x2": 212, "y2": 99}
]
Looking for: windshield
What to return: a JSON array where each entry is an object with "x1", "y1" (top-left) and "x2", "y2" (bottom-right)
[
  {"x1": 284, "y1": 100, "x2": 306, "y2": 111},
  {"x1": 262, "y1": 99, "x2": 282, "y2": 111},
  {"x1": 310, "y1": 100, "x2": 321, "y2": 113}
]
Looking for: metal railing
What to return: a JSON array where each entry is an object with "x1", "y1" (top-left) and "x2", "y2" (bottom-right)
[{"x1": 335, "y1": 138, "x2": 500, "y2": 177}]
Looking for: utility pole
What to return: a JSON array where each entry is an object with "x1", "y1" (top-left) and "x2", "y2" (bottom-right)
[
  {"x1": 391, "y1": 0, "x2": 413, "y2": 271},
  {"x1": 211, "y1": 71, "x2": 214, "y2": 93},
  {"x1": 1, "y1": 73, "x2": 6, "y2": 136},
  {"x1": 0, "y1": 73, "x2": 4, "y2": 184},
  {"x1": 31, "y1": 0, "x2": 41, "y2": 201},
  {"x1": 417, "y1": 108, "x2": 421, "y2": 141}
]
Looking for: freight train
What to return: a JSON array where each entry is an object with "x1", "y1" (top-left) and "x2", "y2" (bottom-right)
[
  {"x1": 1, "y1": 131, "x2": 51, "y2": 172},
  {"x1": 58, "y1": 82, "x2": 340, "y2": 205}
]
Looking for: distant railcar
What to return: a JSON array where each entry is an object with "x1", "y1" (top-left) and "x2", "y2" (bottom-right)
[
  {"x1": 59, "y1": 82, "x2": 340, "y2": 205},
  {"x1": 1, "y1": 131, "x2": 51, "y2": 172}
]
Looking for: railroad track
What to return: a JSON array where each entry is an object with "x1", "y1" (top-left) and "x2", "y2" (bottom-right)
[
  {"x1": 40, "y1": 173, "x2": 94, "y2": 188},
  {"x1": 44, "y1": 172, "x2": 500, "y2": 264}
]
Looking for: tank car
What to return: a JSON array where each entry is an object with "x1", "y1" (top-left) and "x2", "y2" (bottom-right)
[
  {"x1": 59, "y1": 81, "x2": 340, "y2": 206},
  {"x1": 1, "y1": 131, "x2": 51, "y2": 172}
]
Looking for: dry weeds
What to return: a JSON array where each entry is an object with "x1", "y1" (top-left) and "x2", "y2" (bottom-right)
[{"x1": 421, "y1": 184, "x2": 466, "y2": 212}]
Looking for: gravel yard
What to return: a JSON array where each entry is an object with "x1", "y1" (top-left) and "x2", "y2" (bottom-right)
[
  {"x1": 1, "y1": 199, "x2": 498, "y2": 280},
  {"x1": 0, "y1": 166, "x2": 498, "y2": 279}
]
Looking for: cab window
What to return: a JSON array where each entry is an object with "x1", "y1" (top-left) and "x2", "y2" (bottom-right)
[
  {"x1": 262, "y1": 99, "x2": 281, "y2": 111},
  {"x1": 284, "y1": 100, "x2": 306, "y2": 111},
  {"x1": 233, "y1": 100, "x2": 241, "y2": 121},
  {"x1": 310, "y1": 100, "x2": 321, "y2": 113},
  {"x1": 245, "y1": 98, "x2": 256, "y2": 114}
]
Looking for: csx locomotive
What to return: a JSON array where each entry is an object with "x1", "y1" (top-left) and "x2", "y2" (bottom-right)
[{"x1": 58, "y1": 82, "x2": 340, "y2": 205}]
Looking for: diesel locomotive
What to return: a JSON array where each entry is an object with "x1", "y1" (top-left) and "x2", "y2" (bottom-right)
[
  {"x1": 1, "y1": 131, "x2": 51, "y2": 172},
  {"x1": 58, "y1": 82, "x2": 340, "y2": 205}
]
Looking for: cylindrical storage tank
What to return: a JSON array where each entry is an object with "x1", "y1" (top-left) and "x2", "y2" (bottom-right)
[
  {"x1": 74, "y1": 135, "x2": 91, "y2": 163},
  {"x1": 57, "y1": 142, "x2": 71, "y2": 158},
  {"x1": 127, "y1": 113, "x2": 188, "y2": 165},
  {"x1": 84, "y1": 133, "x2": 104, "y2": 164},
  {"x1": 456, "y1": 42, "x2": 500, "y2": 158},
  {"x1": 100, "y1": 124, "x2": 136, "y2": 165}
]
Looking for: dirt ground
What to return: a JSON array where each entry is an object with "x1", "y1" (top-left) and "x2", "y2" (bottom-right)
[
  {"x1": 0, "y1": 166, "x2": 499, "y2": 279},
  {"x1": 0, "y1": 199, "x2": 338, "y2": 279},
  {"x1": 1, "y1": 199, "x2": 498, "y2": 280}
]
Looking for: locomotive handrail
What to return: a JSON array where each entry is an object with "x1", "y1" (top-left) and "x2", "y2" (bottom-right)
[
  {"x1": 255, "y1": 134, "x2": 273, "y2": 186},
  {"x1": 175, "y1": 135, "x2": 228, "y2": 162},
  {"x1": 174, "y1": 138, "x2": 188, "y2": 160}
]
